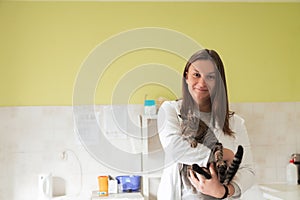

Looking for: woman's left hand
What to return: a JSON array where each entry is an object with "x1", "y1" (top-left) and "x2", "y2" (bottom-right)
[{"x1": 188, "y1": 163, "x2": 225, "y2": 198}]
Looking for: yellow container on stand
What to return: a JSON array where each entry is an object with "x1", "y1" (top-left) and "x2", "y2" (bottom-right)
[{"x1": 98, "y1": 176, "x2": 108, "y2": 196}]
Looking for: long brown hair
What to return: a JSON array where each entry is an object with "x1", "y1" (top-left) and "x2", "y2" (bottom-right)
[{"x1": 181, "y1": 49, "x2": 234, "y2": 136}]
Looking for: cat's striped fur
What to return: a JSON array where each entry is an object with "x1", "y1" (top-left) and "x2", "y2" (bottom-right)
[{"x1": 180, "y1": 113, "x2": 244, "y2": 185}]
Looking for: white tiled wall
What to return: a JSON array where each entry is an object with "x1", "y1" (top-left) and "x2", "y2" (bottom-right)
[
  {"x1": 0, "y1": 102, "x2": 299, "y2": 199},
  {"x1": 0, "y1": 106, "x2": 132, "y2": 200},
  {"x1": 230, "y1": 102, "x2": 300, "y2": 184}
]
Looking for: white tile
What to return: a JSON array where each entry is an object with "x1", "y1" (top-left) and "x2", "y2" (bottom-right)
[
  {"x1": 274, "y1": 150, "x2": 292, "y2": 169},
  {"x1": 276, "y1": 167, "x2": 286, "y2": 183},
  {"x1": 229, "y1": 103, "x2": 239, "y2": 113},
  {"x1": 232, "y1": 103, "x2": 253, "y2": 120},
  {"x1": 0, "y1": 177, "x2": 23, "y2": 199},
  {"x1": 296, "y1": 132, "x2": 300, "y2": 153},
  {"x1": 252, "y1": 102, "x2": 265, "y2": 115},
  {"x1": 252, "y1": 146, "x2": 276, "y2": 168},
  {"x1": 255, "y1": 167, "x2": 277, "y2": 184}
]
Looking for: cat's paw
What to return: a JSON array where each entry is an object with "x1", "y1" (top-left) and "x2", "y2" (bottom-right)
[
  {"x1": 191, "y1": 140, "x2": 198, "y2": 148},
  {"x1": 192, "y1": 164, "x2": 212, "y2": 179}
]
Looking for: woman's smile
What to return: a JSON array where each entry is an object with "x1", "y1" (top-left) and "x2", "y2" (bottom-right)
[{"x1": 194, "y1": 87, "x2": 208, "y2": 92}]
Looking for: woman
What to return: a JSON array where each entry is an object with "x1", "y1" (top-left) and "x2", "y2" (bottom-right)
[{"x1": 157, "y1": 49, "x2": 255, "y2": 199}]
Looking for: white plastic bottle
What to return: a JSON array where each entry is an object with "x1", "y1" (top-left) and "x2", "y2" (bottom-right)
[
  {"x1": 286, "y1": 159, "x2": 298, "y2": 185},
  {"x1": 144, "y1": 100, "x2": 156, "y2": 115}
]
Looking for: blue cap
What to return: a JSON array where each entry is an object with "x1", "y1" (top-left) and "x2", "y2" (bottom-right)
[{"x1": 144, "y1": 100, "x2": 156, "y2": 106}]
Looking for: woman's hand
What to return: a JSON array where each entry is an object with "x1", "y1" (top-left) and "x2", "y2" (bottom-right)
[{"x1": 188, "y1": 163, "x2": 226, "y2": 198}]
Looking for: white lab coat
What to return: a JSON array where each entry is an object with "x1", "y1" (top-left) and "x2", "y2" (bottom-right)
[{"x1": 157, "y1": 100, "x2": 256, "y2": 200}]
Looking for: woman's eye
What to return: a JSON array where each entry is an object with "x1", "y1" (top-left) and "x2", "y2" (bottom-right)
[
  {"x1": 193, "y1": 73, "x2": 200, "y2": 78},
  {"x1": 206, "y1": 75, "x2": 215, "y2": 80}
]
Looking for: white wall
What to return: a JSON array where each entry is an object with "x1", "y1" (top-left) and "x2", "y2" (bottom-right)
[
  {"x1": 0, "y1": 102, "x2": 300, "y2": 199},
  {"x1": 230, "y1": 102, "x2": 300, "y2": 184},
  {"x1": 0, "y1": 105, "x2": 144, "y2": 200}
]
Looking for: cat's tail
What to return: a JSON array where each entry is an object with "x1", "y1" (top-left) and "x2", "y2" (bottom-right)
[{"x1": 223, "y1": 145, "x2": 244, "y2": 185}]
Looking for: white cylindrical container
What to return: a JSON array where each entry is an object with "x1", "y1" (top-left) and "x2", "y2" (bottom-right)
[
  {"x1": 286, "y1": 159, "x2": 298, "y2": 185},
  {"x1": 144, "y1": 100, "x2": 156, "y2": 115},
  {"x1": 38, "y1": 173, "x2": 53, "y2": 200}
]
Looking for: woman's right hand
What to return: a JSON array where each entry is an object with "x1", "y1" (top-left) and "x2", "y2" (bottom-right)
[{"x1": 189, "y1": 163, "x2": 227, "y2": 198}]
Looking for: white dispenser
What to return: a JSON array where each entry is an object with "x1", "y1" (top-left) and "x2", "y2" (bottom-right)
[
  {"x1": 38, "y1": 173, "x2": 53, "y2": 200},
  {"x1": 144, "y1": 100, "x2": 156, "y2": 115},
  {"x1": 286, "y1": 159, "x2": 298, "y2": 185}
]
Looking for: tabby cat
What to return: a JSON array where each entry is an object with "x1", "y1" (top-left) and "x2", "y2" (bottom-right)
[{"x1": 180, "y1": 112, "x2": 244, "y2": 185}]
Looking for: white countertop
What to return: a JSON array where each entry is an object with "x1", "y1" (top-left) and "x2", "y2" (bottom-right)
[
  {"x1": 91, "y1": 191, "x2": 144, "y2": 200},
  {"x1": 259, "y1": 184, "x2": 300, "y2": 200}
]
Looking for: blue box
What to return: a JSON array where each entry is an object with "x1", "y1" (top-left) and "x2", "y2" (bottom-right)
[{"x1": 115, "y1": 175, "x2": 141, "y2": 192}]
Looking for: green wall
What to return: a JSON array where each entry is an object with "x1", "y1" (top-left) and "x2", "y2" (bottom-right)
[{"x1": 0, "y1": 2, "x2": 299, "y2": 106}]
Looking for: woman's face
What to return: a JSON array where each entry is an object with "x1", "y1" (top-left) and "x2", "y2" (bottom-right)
[{"x1": 185, "y1": 59, "x2": 216, "y2": 106}]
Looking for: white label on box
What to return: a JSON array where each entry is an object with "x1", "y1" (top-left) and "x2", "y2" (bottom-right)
[{"x1": 108, "y1": 180, "x2": 118, "y2": 194}]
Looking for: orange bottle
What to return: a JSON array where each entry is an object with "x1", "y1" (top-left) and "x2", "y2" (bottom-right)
[{"x1": 98, "y1": 176, "x2": 108, "y2": 196}]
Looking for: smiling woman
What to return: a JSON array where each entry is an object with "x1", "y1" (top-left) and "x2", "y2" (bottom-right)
[
  {"x1": 0, "y1": 2, "x2": 299, "y2": 106},
  {"x1": 157, "y1": 49, "x2": 256, "y2": 200}
]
